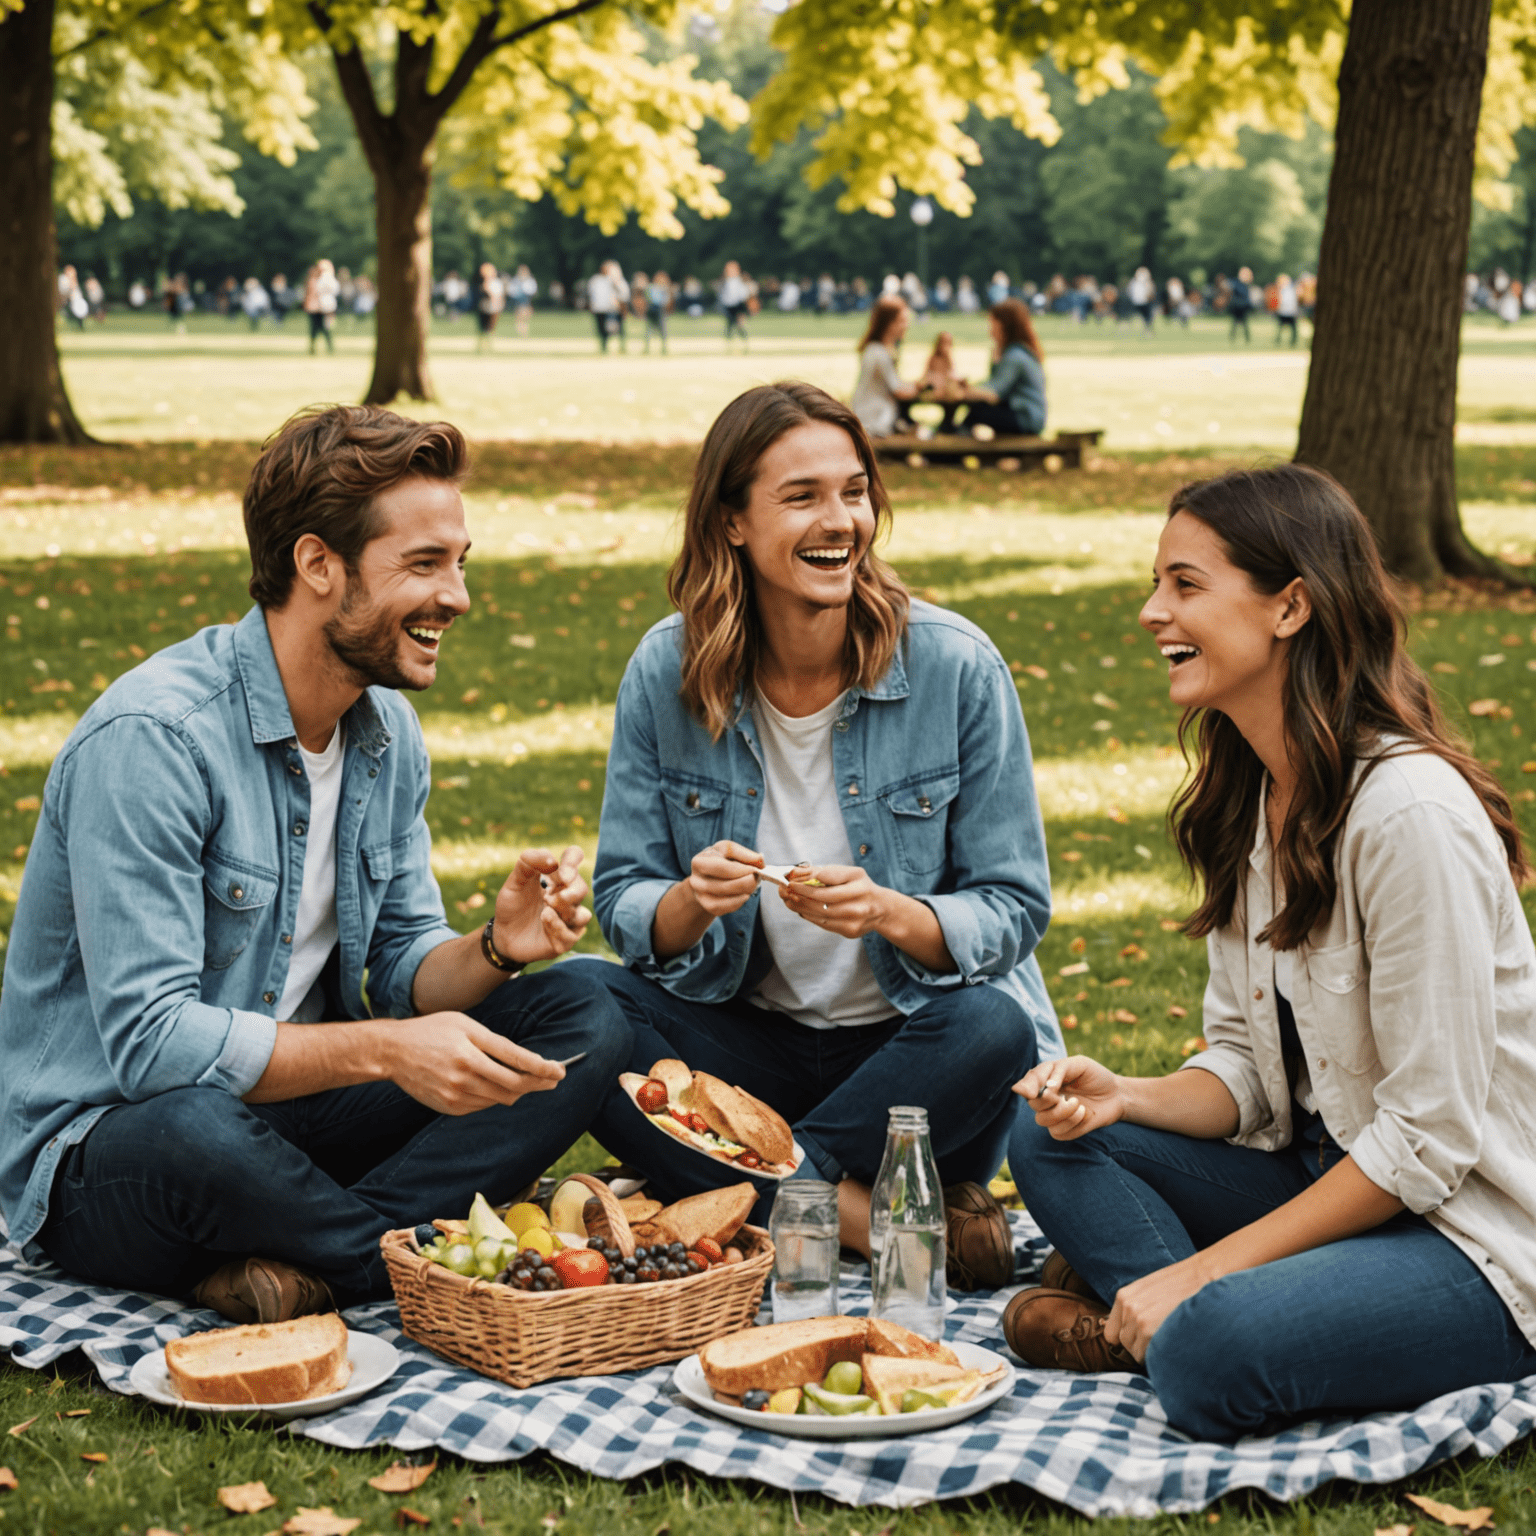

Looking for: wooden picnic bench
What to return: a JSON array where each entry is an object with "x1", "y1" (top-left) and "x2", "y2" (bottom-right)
[{"x1": 873, "y1": 429, "x2": 1103, "y2": 470}]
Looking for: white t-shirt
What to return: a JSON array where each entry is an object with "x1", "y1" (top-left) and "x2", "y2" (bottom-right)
[
  {"x1": 850, "y1": 343, "x2": 904, "y2": 437},
  {"x1": 748, "y1": 692, "x2": 892, "y2": 1030},
  {"x1": 277, "y1": 723, "x2": 345, "y2": 1021}
]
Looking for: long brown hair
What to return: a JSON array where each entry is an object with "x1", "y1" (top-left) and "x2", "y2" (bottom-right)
[
  {"x1": 1170, "y1": 463, "x2": 1527, "y2": 949},
  {"x1": 990, "y1": 297, "x2": 1043, "y2": 362},
  {"x1": 857, "y1": 295, "x2": 907, "y2": 353},
  {"x1": 668, "y1": 382, "x2": 910, "y2": 739}
]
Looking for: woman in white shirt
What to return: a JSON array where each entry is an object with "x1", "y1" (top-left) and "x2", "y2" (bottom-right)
[
  {"x1": 1005, "y1": 463, "x2": 1536, "y2": 1439},
  {"x1": 849, "y1": 297, "x2": 920, "y2": 437}
]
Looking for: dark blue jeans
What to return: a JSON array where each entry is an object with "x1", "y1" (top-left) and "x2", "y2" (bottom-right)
[
  {"x1": 36, "y1": 965, "x2": 632, "y2": 1305},
  {"x1": 1009, "y1": 1114, "x2": 1536, "y2": 1440},
  {"x1": 580, "y1": 959, "x2": 1038, "y2": 1222}
]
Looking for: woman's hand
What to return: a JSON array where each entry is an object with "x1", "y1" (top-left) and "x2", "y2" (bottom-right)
[
  {"x1": 780, "y1": 864, "x2": 891, "y2": 938},
  {"x1": 1014, "y1": 1056, "x2": 1127, "y2": 1140},
  {"x1": 1104, "y1": 1254, "x2": 1214, "y2": 1362},
  {"x1": 684, "y1": 840, "x2": 764, "y2": 917},
  {"x1": 493, "y1": 846, "x2": 591, "y2": 964}
]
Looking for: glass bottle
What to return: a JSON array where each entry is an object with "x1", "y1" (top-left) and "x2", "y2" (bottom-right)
[
  {"x1": 768, "y1": 1179, "x2": 840, "y2": 1322},
  {"x1": 868, "y1": 1105, "x2": 947, "y2": 1339}
]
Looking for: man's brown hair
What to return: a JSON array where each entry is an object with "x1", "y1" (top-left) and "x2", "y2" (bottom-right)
[{"x1": 244, "y1": 405, "x2": 468, "y2": 609}]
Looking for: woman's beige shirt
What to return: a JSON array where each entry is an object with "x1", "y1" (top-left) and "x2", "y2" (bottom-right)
[{"x1": 1185, "y1": 748, "x2": 1536, "y2": 1348}]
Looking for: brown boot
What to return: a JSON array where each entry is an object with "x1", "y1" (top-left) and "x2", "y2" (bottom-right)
[
  {"x1": 1001, "y1": 1287, "x2": 1141, "y2": 1373},
  {"x1": 193, "y1": 1258, "x2": 335, "y2": 1325},
  {"x1": 943, "y1": 1181, "x2": 1015, "y2": 1291},
  {"x1": 1040, "y1": 1249, "x2": 1099, "y2": 1301}
]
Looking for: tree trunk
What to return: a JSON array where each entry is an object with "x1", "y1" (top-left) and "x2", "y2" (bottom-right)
[
  {"x1": 0, "y1": 0, "x2": 95, "y2": 444},
  {"x1": 366, "y1": 149, "x2": 436, "y2": 404},
  {"x1": 1294, "y1": 0, "x2": 1494, "y2": 583}
]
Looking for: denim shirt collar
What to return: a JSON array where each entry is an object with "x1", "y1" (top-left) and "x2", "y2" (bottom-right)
[{"x1": 231, "y1": 606, "x2": 393, "y2": 759}]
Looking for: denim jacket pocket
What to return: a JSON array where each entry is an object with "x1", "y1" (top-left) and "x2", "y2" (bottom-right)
[
  {"x1": 661, "y1": 774, "x2": 730, "y2": 868},
  {"x1": 1304, "y1": 938, "x2": 1376, "y2": 1074},
  {"x1": 202, "y1": 851, "x2": 279, "y2": 971},
  {"x1": 881, "y1": 770, "x2": 960, "y2": 876}
]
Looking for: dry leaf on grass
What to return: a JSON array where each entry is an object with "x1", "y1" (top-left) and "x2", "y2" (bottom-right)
[
  {"x1": 1375, "y1": 1525, "x2": 1416, "y2": 1536},
  {"x1": 1406, "y1": 1495, "x2": 1496, "y2": 1530},
  {"x1": 147, "y1": 1528, "x2": 182, "y2": 1535},
  {"x1": 395, "y1": 1509, "x2": 432, "y2": 1528},
  {"x1": 0, "y1": 1466, "x2": 18, "y2": 1491},
  {"x1": 281, "y1": 1508, "x2": 363, "y2": 1535},
  {"x1": 6, "y1": 1418, "x2": 37, "y2": 1437},
  {"x1": 62, "y1": 1408, "x2": 91, "y2": 1418},
  {"x1": 369, "y1": 1459, "x2": 437, "y2": 1493},
  {"x1": 80, "y1": 1452, "x2": 108, "y2": 1463},
  {"x1": 220, "y1": 1480, "x2": 279, "y2": 1513}
]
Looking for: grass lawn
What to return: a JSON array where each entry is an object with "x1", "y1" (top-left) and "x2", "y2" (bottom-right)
[{"x1": 2, "y1": 426, "x2": 1536, "y2": 1529}]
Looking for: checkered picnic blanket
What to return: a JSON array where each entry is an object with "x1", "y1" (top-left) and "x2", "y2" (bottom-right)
[{"x1": 4, "y1": 1212, "x2": 1535, "y2": 1518}]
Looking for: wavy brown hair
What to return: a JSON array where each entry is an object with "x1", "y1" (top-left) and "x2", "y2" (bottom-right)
[
  {"x1": 668, "y1": 382, "x2": 910, "y2": 739},
  {"x1": 857, "y1": 295, "x2": 907, "y2": 353},
  {"x1": 1170, "y1": 463, "x2": 1527, "y2": 949},
  {"x1": 990, "y1": 297, "x2": 1043, "y2": 362}
]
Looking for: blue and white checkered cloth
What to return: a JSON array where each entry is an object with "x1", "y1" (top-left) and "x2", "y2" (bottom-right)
[{"x1": 4, "y1": 1212, "x2": 1534, "y2": 1517}]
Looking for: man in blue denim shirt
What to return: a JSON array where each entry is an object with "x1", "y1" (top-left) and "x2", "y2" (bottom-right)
[{"x1": 0, "y1": 408, "x2": 629, "y2": 1320}]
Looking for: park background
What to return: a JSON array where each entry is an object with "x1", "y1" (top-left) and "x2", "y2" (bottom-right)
[{"x1": 5, "y1": 0, "x2": 1536, "y2": 1532}]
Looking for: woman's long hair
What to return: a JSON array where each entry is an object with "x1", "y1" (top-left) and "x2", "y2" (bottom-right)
[
  {"x1": 668, "y1": 382, "x2": 910, "y2": 739},
  {"x1": 1171, "y1": 463, "x2": 1527, "y2": 948},
  {"x1": 857, "y1": 296, "x2": 906, "y2": 353},
  {"x1": 990, "y1": 297, "x2": 1043, "y2": 362}
]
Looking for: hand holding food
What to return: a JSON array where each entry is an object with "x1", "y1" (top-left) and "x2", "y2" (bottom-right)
[
  {"x1": 684, "y1": 841, "x2": 765, "y2": 917},
  {"x1": 493, "y1": 845, "x2": 591, "y2": 964},
  {"x1": 388, "y1": 1014, "x2": 565, "y2": 1116},
  {"x1": 619, "y1": 1057, "x2": 799, "y2": 1175},
  {"x1": 778, "y1": 864, "x2": 893, "y2": 940},
  {"x1": 1014, "y1": 1056, "x2": 1126, "y2": 1141}
]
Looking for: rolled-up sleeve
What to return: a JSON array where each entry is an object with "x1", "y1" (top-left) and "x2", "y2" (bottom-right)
[
  {"x1": 1181, "y1": 933, "x2": 1272, "y2": 1139},
  {"x1": 898, "y1": 647, "x2": 1050, "y2": 988},
  {"x1": 1344, "y1": 801, "x2": 1498, "y2": 1213},
  {"x1": 60, "y1": 716, "x2": 279, "y2": 1100}
]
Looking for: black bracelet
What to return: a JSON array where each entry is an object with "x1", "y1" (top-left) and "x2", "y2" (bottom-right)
[{"x1": 480, "y1": 919, "x2": 523, "y2": 975}]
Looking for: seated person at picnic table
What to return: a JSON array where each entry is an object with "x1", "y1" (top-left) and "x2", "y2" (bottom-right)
[
  {"x1": 942, "y1": 299, "x2": 1047, "y2": 439},
  {"x1": 0, "y1": 406, "x2": 630, "y2": 1323},
  {"x1": 584, "y1": 380, "x2": 1063, "y2": 1291},
  {"x1": 918, "y1": 330, "x2": 963, "y2": 399},
  {"x1": 1004, "y1": 465, "x2": 1536, "y2": 1439},
  {"x1": 849, "y1": 296, "x2": 921, "y2": 437}
]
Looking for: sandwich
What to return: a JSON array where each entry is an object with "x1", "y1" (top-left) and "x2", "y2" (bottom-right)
[
  {"x1": 859, "y1": 1353, "x2": 1000, "y2": 1416},
  {"x1": 641, "y1": 1183, "x2": 757, "y2": 1250},
  {"x1": 698, "y1": 1315, "x2": 957, "y2": 1396},
  {"x1": 164, "y1": 1314, "x2": 351, "y2": 1406},
  {"x1": 618, "y1": 1059, "x2": 797, "y2": 1174}
]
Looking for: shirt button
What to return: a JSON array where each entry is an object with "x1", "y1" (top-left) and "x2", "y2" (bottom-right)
[
  {"x1": 1253, "y1": 987, "x2": 1263, "y2": 1000},
  {"x1": 686, "y1": 791, "x2": 699, "y2": 809},
  {"x1": 1317, "y1": 1058, "x2": 1327, "y2": 1071},
  {"x1": 747, "y1": 787, "x2": 757, "y2": 798},
  {"x1": 859, "y1": 844, "x2": 869, "y2": 856},
  {"x1": 293, "y1": 821, "x2": 306, "y2": 836},
  {"x1": 281, "y1": 933, "x2": 292, "y2": 944},
  {"x1": 835, "y1": 720, "x2": 849, "y2": 732},
  {"x1": 848, "y1": 783, "x2": 860, "y2": 796},
  {"x1": 289, "y1": 763, "x2": 302, "y2": 776},
  {"x1": 368, "y1": 767, "x2": 378, "y2": 778},
  {"x1": 263, "y1": 991, "x2": 276, "y2": 1004},
  {"x1": 229, "y1": 882, "x2": 244, "y2": 901},
  {"x1": 918, "y1": 795, "x2": 932, "y2": 813}
]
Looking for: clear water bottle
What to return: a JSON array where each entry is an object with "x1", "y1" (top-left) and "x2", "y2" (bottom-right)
[
  {"x1": 869, "y1": 1105, "x2": 947, "y2": 1339},
  {"x1": 768, "y1": 1180, "x2": 840, "y2": 1323}
]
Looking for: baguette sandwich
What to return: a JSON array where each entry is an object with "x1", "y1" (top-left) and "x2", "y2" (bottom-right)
[
  {"x1": 164, "y1": 1313, "x2": 350, "y2": 1406},
  {"x1": 698, "y1": 1315, "x2": 958, "y2": 1395},
  {"x1": 619, "y1": 1059, "x2": 797, "y2": 1175}
]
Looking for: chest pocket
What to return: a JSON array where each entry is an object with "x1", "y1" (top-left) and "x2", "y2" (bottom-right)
[
  {"x1": 881, "y1": 770, "x2": 960, "y2": 876},
  {"x1": 661, "y1": 776, "x2": 729, "y2": 868},
  {"x1": 1303, "y1": 939, "x2": 1377, "y2": 1075},
  {"x1": 202, "y1": 852, "x2": 279, "y2": 971}
]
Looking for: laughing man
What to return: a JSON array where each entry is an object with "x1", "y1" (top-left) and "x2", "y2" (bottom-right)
[{"x1": 0, "y1": 407, "x2": 630, "y2": 1321}]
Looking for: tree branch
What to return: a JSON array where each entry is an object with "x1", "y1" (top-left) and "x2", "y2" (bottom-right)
[{"x1": 313, "y1": 2, "x2": 392, "y2": 165}]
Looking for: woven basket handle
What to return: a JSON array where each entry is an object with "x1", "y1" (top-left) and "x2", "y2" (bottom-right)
[{"x1": 556, "y1": 1172, "x2": 635, "y2": 1259}]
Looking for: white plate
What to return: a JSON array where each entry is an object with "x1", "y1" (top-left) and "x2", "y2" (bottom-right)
[
  {"x1": 128, "y1": 1328, "x2": 399, "y2": 1419},
  {"x1": 672, "y1": 1339, "x2": 1015, "y2": 1438}
]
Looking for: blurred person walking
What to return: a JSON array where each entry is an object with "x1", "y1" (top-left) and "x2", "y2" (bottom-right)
[
  {"x1": 303, "y1": 260, "x2": 339, "y2": 354},
  {"x1": 475, "y1": 262, "x2": 505, "y2": 352},
  {"x1": 240, "y1": 276, "x2": 271, "y2": 331},
  {"x1": 587, "y1": 260, "x2": 627, "y2": 353},
  {"x1": 1228, "y1": 266, "x2": 1254, "y2": 343},
  {"x1": 270, "y1": 273, "x2": 295, "y2": 327},
  {"x1": 720, "y1": 260, "x2": 750, "y2": 351},
  {"x1": 644, "y1": 271, "x2": 672, "y2": 354},
  {"x1": 1166, "y1": 275, "x2": 1189, "y2": 327},
  {"x1": 1275, "y1": 274, "x2": 1299, "y2": 344},
  {"x1": 1128, "y1": 266, "x2": 1156, "y2": 330},
  {"x1": 510, "y1": 264, "x2": 537, "y2": 336}
]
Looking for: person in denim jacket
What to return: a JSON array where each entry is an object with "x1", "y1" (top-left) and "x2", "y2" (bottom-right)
[
  {"x1": 0, "y1": 407, "x2": 630, "y2": 1322},
  {"x1": 585, "y1": 382, "x2": 1061, "y2": 1288}
]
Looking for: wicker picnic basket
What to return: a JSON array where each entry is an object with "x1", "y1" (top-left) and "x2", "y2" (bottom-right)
[{"x1": 381, "y1": 1173, "x2": 774, "y2": 1388}]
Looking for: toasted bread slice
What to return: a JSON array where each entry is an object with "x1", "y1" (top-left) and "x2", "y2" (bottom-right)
[
  {"x1": 699, "y1": 1316, "x2": 868, "y2": 1396},
  {"x1": 650, "y1": 1183, "x2": 757, "y2": 1249},
  {"x1": 165, "y1": 1314, "x2": 350, "y2": 1406},
  {"x1": 865, "y1": 1317, "x2": 959, "y2": 1366},
  {"x1": 650, "y1": 1059, "x2": 694, "y2": 1103},
  {"x1": 687, "y1": 1073, "x2": 794, "y2": 1165},
  {"x1": 860, "y1": 1352, "x2": 967, "y2": 1415}
]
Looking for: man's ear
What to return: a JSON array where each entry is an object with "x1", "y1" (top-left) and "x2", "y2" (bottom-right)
[
  {"x1": 1275, "y1": 577, "x2": 1311, "y2": 639},
  {"x1": 291, "y1": 534, "x2": 344, "y2": 602}
]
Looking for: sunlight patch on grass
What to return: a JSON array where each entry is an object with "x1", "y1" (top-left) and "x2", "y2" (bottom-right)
[
  {"x1": 0, "y1": 713, "x2": 78, "y2": 766},
  {"x1": 0, "y1": 492, "x2": 246, "y2": 559},
  {"x1": 1050, "y1": 868, "x2": 1193, "y2": 921},
  {"x1": 430, "y1": 834, "x2": 597, "y2": 881},
  {"x1": 1034, "y1": 745, "x2": 1189, "y2": 821},
  {"x1": 418, "y1": 703, "x2": 615, "y2": 758}
]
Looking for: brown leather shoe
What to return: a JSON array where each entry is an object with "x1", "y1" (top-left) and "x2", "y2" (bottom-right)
[
  {"x1": 1040, "y1": 1248, "x2": 1099, "y2": 1301},
  {"x1": 193, "y1": 1258, "x2": 335, "y2": 1325},
  {"x1": 943, "y1": 1181, "x2": 1015, "y2": 1291},
  {"x1": 1001, "y1": 1286, "x2": 1141, "y2": 1373}
]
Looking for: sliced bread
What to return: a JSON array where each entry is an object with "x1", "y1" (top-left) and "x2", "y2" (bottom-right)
[
  {"x1": 650, "y1": 1183, "x2": 757, "y2": 1249},
  {"x1": 687, "y1": 1074, "x2": 795, "y2": 1166},
  {"x1": 699, "y1": 1316, "x2": 867, "y2": 1395},
  {"x1": 165, "y1": 1313, "x2": 350, "y2": 1406},
  {"x1": 865, "y1": 1316, "x2": 960, "y2": 1366}
]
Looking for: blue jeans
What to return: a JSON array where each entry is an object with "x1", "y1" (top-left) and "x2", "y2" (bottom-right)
[
  {"x1": 581, "y1": 959, "x2": 1038, "y2": 1222},
  {"x1": 1009, "y1": 1114, "x2": 1536, "y2": 1440},
  {"x1": 36, "y1": 966, "x2": 632, "y2": 1305}
]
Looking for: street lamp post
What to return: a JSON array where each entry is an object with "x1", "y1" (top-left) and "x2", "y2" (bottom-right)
[{"x1": 910, "y1": 197, "x2": 933, "y2": 304}]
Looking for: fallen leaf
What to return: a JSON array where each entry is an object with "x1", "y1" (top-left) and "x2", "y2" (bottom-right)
[
  {"x1": 1168, "y1": 1004, "x2": 1189, "y2": 1019},
  {"x1": 220, "y1": 1480, "x2": 279, "y2": 1513},
  {"x1": 396, "y1": 1510, "x2": 432, "y2": 1529},
  {"x1": 62, "y1": 1409, "x2": 90, "y2": 1418},
  {"x1": 0, "y1": 1466, "x2": 17, "y2": 1491},
  {"x1": 146, "y1": 1528, "x2": 181, "y2": 1536},
  {"x1": 1106, "y1": 976, "x2": 1132, "y2": 988},
  {"x1": 1061, "y1": 850, "x2": 1082, "y2": 862},
  {"x1": 1468, "y1": 698, "x2": 1502, "y2": 717},
  {"x1": 1375, "y1": 1526, "x2": 1415, "y2": 1536},
  {"x1": 1120, "y1": 944, "x2": 1148, "y2": 961},
  {"x1": 369, "y1": 1460, "x2": 437, "y2": 1493},
  {"x1": 7, "y1": 1419, "x2": 37, "y2": 1437},
  {"x1": 283, "y1": 1509, "x2": 363, "y2": 1536},
  {"x1": 1432, "y1": 661, "x2": 1459, "y2": 674},
  {"x1": 80, "y1": 1452, "x2": 108, "y2": 1463},
  {"x1": 1159, "y1": 918, "x2": 1181, "y2": 932},
  {"x1": 1023, "y1": 664, "x2": 1049, "y2": 680},
  {"x1": 1069, "y1": 935, "x2": 1087, "y2": 954},
  {"x1": 10, "y1": 797, "x2": 37, "y2": 813},
  {"x1": 1405, "y1": 1495, "x2": 1495, "y2": 1530},
  {"x1": 1112, "y1": 1008, "x2": 1139, "y2": 1024},
  {"x1": 1058, "y1": 961, "x2": 1089, "y2": 976}
]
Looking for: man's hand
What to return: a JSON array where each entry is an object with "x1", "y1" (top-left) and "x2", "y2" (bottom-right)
[
  {"x1": 1014, "y1": 1056, "x2": 1127, "y2": 1140},
  {"x1": 493, "y1": 846, "x2": 591, "y2": 965},
  {"x1": 779, "y1": 864, "x2": 891, "y2": 938},
  {"x1": 385, "y1": 1012, "x2": 566, "y2": 1115},
  {"x1": 684, "y1": 841, "x2": 764, "y2": 917}
]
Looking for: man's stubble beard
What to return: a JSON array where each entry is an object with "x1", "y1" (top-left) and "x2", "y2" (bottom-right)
[{"x1": 323, "y1": 571, "x2": 431, "y2": 693}]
